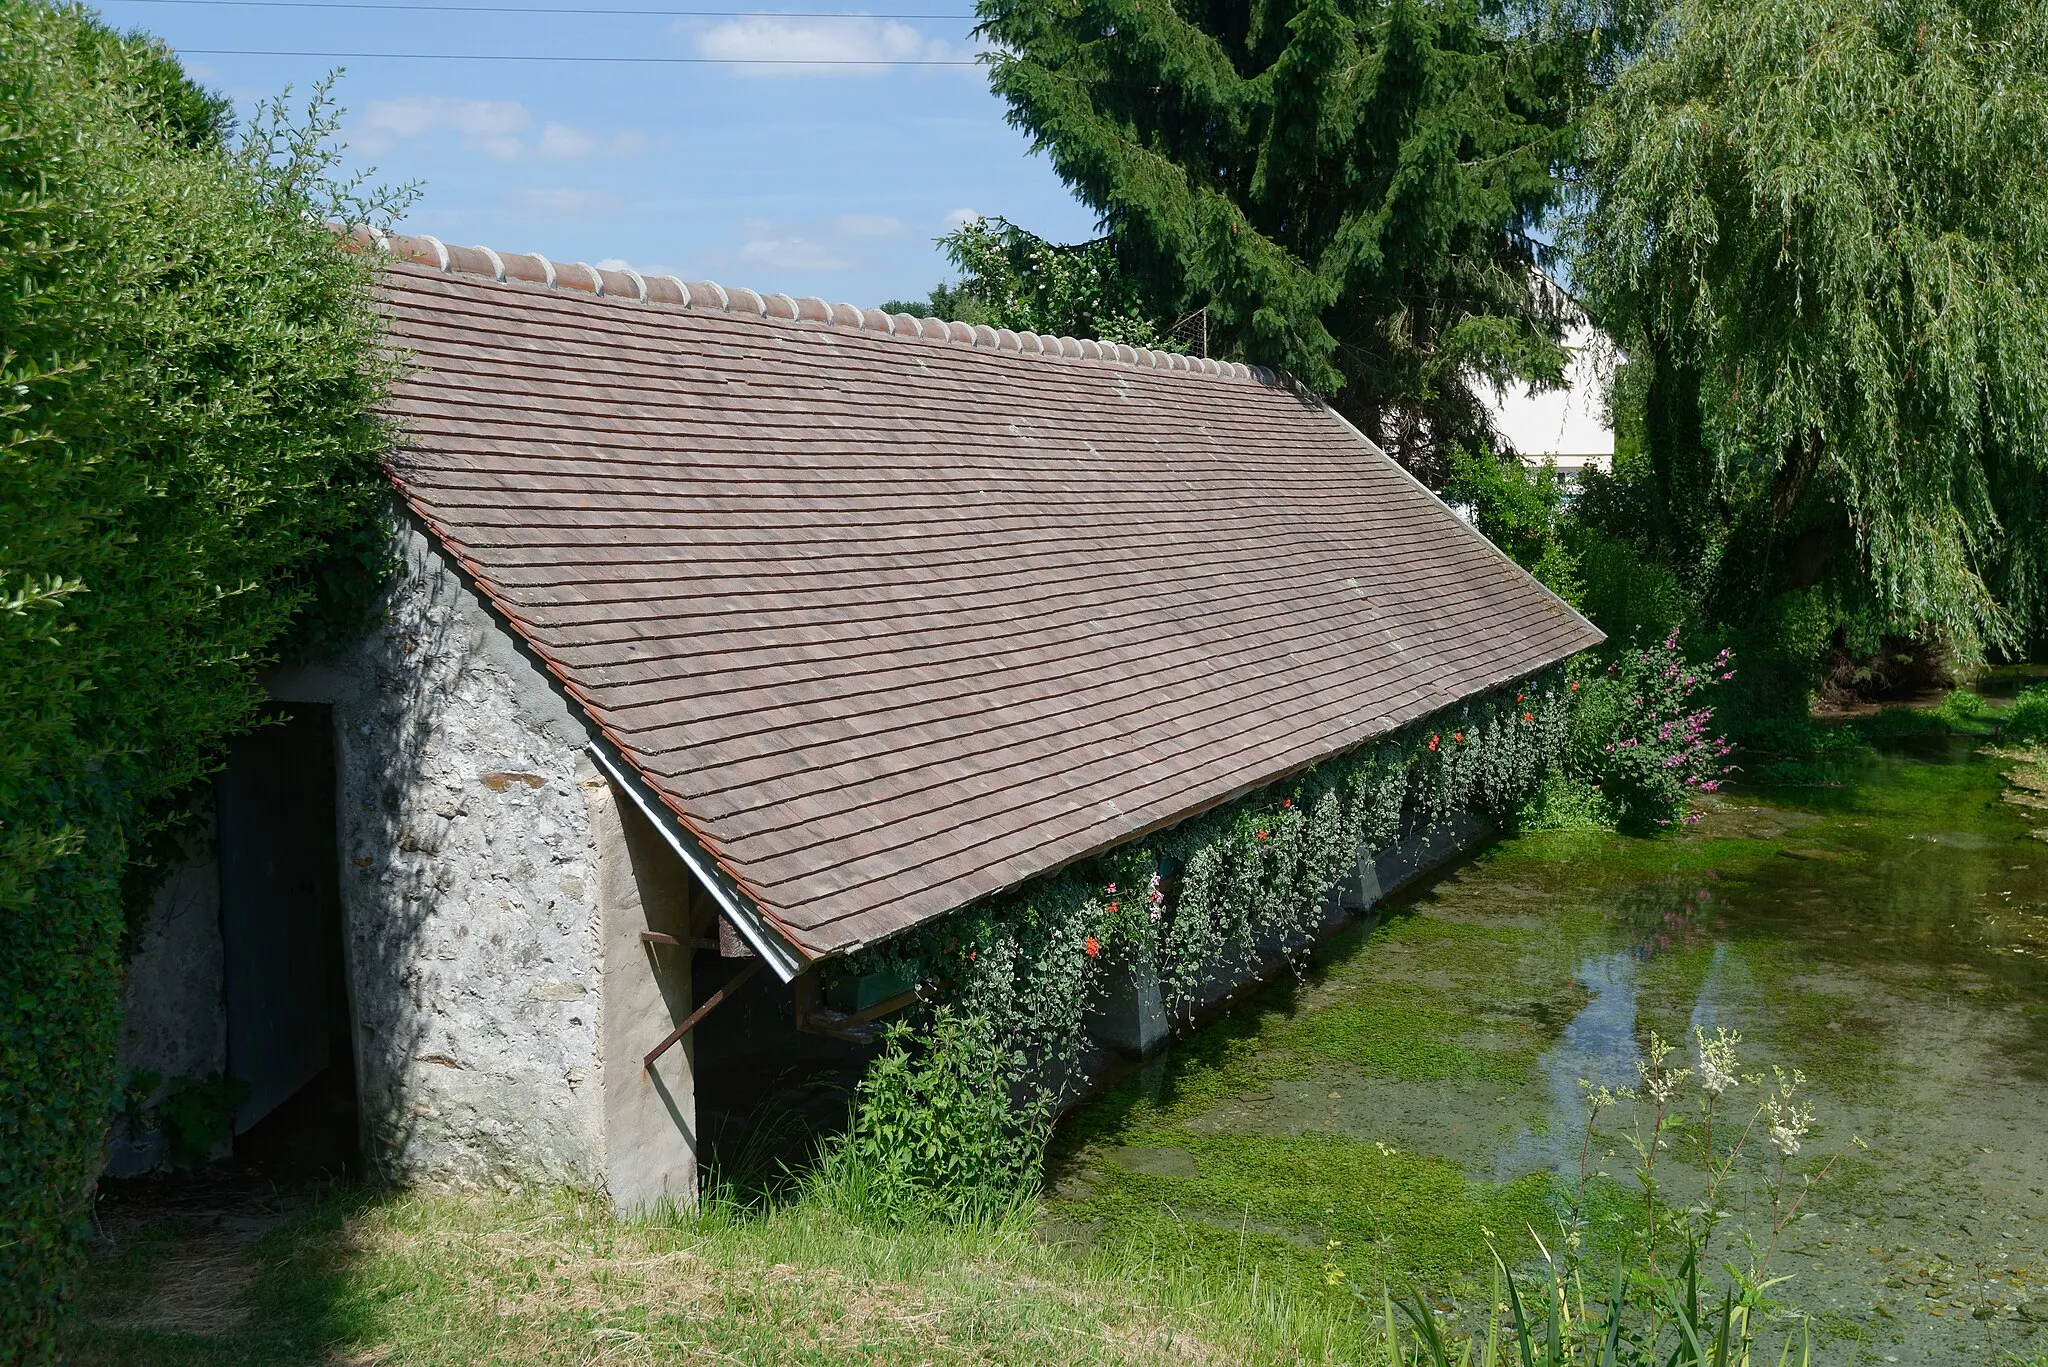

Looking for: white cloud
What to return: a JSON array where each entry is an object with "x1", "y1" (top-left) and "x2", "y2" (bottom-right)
[
  {"x1": 537, "y1": 123, "x2": 651, "y2": 161},
  {"x1": 361, "y1": 94, "x2": 532, "y2": 159},
  {"x1": 688, "y1": 15, "x2": 965, "y2": 76},
  {"x1": 726, "y1": 214, "x2": 907, "y2": 272},
  {"x1": 738, "y1": 222, "x2": 852, "y2": 271},
  {"x1": 537, "y1": 123, "x2": 595, "y2": 160},
  {"x1": 941, "y1": 207, "x2": 981, "y2": 230},
  {"x1": 831, "y1": 214, "x2": 905, "y2": 238},
  {"x1": 510, "y1": 187, "x2": 623, "y2": 215}
]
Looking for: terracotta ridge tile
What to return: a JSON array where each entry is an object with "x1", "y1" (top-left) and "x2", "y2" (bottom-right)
[{"x1": 345, "y1": 226, "x2": 1276, "y2": 387}]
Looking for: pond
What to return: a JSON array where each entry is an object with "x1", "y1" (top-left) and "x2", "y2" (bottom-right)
[{"x1": 1046, "y1": 732, "x2": 2048, "y2": 1364}]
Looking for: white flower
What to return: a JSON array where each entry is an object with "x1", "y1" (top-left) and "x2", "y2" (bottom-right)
[
  {"x1": 1694, "y1": 1025, "x2": 1741, "y2": 1097},
  {"x1": 1637, "y1": 1031, "x2": 1692, "y2": 1105},
  {"x1": 1762, "y1": 1066, "x2": 1813, "y2": 1158}
]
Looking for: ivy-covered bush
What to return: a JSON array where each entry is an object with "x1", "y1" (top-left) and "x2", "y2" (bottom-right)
[
  {"x1": 822, "y1": 674, "x2": 1575, "y2": 1214},
  {"x1": 0, "y1": 7, "x2": 398, "y2": 1354}
]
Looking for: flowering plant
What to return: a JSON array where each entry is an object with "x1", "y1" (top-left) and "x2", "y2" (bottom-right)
[
  {"x1": 831, "y1": 669, "x2": 1580, "y2": 1211},
  {"x1": 1578, "y1": 631, "x2": 1735, "y2": 830}
]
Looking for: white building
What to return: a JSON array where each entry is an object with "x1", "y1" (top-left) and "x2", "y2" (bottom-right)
[{"x1": 1484, "y1": 319, "x2": 1616, "y2": 473}]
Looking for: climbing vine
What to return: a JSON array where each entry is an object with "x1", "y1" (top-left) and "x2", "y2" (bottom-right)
[{"x1": 827, "y1": 671, "x2": 1576, "y2": 1213}]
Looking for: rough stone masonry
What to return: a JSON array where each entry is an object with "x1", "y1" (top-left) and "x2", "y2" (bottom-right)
[{"x1": 116, "y1": 513, "x2": 701, "y2": 1209}]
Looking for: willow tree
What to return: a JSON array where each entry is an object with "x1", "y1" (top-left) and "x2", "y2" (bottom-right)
[
  {"x1": 1570, "y1": 0, "x2": 2048, "y2": 661},
  {"x1": 979, "y1": 0, "x2": 1582, "y2": 480}
]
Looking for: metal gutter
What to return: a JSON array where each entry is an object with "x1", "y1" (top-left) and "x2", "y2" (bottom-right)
[{"x1": 585, "y1": 741, "x2": 808, "y2": 982}]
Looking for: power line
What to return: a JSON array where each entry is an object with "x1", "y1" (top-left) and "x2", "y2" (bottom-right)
[
  {"x1": 183, "y1": 46, "x2": 982, "y2": 61},
  {"x1": 114, "y1": 0, "x2": 971, "y2": 16}
]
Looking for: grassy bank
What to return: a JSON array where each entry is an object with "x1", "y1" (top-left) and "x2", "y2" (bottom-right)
[
  {"x1": 70, "y1": 692, "x2": 2048, "y2": 1364},
  {"x1": 69, "y1": 1184, "x2": 1376, "y2": 1366}
]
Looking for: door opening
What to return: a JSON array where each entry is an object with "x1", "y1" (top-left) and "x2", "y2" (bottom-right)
[{"x1": 215, "y1": 703, "x2": 359, "y2": 1175}]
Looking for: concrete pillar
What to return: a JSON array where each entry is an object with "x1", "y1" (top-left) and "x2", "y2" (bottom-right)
[
  {"x1": 1092, "y1": 948, "x2": 1171, "y2": 1057},
  {"x1": 596, "y1": 782, "x2": 699, "y2": 1213}
]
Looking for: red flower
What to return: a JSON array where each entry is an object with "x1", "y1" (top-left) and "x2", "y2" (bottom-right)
[
  {"x1": 1516, "y1": 693, "x2": 1524, "y2": 702},
  {"x1": 1281, "y1": 798, "x2": 1293, "y2": 809},
  {"x1": 1428, "y1": 734, "x2": 1440, "y2": 751},
  {"x1": 1083, "y1": 936, "x2": 1100, "y2": 958},
  {"x1": 1523, "y1": 712, "x2": 1534, "y2": 723},
  {"x1": 1569, "y1": 681, "x2": 1579, "y2": 692},
  {"x1": 1106, "y1": 901, "x2": 1120, "y2": 914},
  {"x1": 1454, "y1": 731, "x2": 1464, "y2": 743},
  {"x1": 1256, "y1": 830, "x2": 1270, "y2": 841}
]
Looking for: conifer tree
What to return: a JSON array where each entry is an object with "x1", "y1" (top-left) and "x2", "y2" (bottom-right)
[{"x1": 979, "y1": 0, "x2": 1581, "y2": 479}]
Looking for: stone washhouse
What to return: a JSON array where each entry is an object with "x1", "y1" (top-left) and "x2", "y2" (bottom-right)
[{"x1": 112, "y1": 234, "x2": 1601, "y2": 1207}]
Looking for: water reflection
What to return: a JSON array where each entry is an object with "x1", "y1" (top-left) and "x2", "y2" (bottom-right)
[
  {"x1": 1063, "y1": 739, "x2": 2048, "y2": 1363},
  {"x1": 1498, "y1": 950, "x2": 1639, "y2": 1181}
]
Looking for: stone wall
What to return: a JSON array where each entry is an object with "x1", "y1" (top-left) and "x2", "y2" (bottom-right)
[
  {"x1": 108, "y1": 816, "x2": 227, "y2": 1176},
  {"x1": 271, "y1": 519, "x2": 612, "y2": 1188},
  {"x1": 116, "y1": 513, "x2": 710, "y2": 1201}
]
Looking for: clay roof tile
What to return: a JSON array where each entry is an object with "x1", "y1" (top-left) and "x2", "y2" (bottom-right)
[{"x1": 361, "y1": 235, "x2": 1601, "y2": 965}]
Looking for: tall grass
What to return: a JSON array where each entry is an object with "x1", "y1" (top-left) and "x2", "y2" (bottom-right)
[{"x1": 1373, "y1": 1246, "x2": 1812, "y2": 1366}]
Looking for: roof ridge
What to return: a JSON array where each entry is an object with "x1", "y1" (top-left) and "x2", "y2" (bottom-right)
[{"x1": 347, "y1": 227, "x2": 1277, "y2": 384}]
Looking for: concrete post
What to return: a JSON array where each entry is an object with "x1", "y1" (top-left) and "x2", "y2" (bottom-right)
[
  {"x1": 596, "y1": 782, "x2": 699, "y2": 1213},
  {"x1": 1092, "y1": 946, "x2": 1171, "y2": 1057}
]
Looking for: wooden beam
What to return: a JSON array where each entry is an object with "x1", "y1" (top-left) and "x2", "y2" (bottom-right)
[
  {"x1": 844, "y1": 987, "x2": 923, "y2": 1027},
  {"x1": 642, "y1": 959, "x2": 761, "y2": 1070},
  {"x1": 796, "y1": 983, "x2": 928, "y2": 1043}
]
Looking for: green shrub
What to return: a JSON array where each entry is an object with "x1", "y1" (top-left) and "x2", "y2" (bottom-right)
[
  {"x1": 1515, "y1": 768, "x2": 1613, "y2": 832},
  {"x1": 1444, "y1": 449, "x2": 1586, "y2": 607},
  {"x1": 1934, "y1": 688, "x2": 1988, "y2": 729},
  {"x1": 2004, "y1": 684, "x2": 2048, "y2": 744},
  {"x1": 1572, "y1": 532, "x2": 1687, "y2": 646},
  {"x1": 812, "y1": 1010, "x2": 1047, "y2": 1224},
  {"x1": 0, "y1": 7, "x2": 399, "y2": 1354}
]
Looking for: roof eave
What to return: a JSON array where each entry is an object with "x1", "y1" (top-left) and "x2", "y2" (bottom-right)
[{"x1": 585, "y1": 740, "x2": 811, "y2": 982}]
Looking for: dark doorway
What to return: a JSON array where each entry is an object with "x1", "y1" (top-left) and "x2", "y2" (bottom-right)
[
  {"x1": 215, "y1": 704, "x2": 355, "y2": 1165},
  {"x1": 690, "y1": 954, "x2": 876, "y2": 1193}
]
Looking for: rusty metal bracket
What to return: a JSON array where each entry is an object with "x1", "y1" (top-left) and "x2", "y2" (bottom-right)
[
  {"x1": 639, "y1": 930, "x2": 717, "y2": 951},
  {"x1": 642, "y1": 959, "x2": 761, "y2": 1070}
]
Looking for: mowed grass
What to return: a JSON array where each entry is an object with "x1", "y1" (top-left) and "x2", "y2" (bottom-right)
[{"x1": 68, "y1": 1184, "x2": 1382, "y2": 1366}]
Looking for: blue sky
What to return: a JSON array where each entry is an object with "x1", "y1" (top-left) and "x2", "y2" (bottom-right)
[{"x1": 94, "y1": 0, "x2": 1101, "y2": 305}]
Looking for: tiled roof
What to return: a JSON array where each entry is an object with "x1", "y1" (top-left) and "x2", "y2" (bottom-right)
[{"x1": 368, "y1": 231, "x2": 1602, "y2": 966}]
